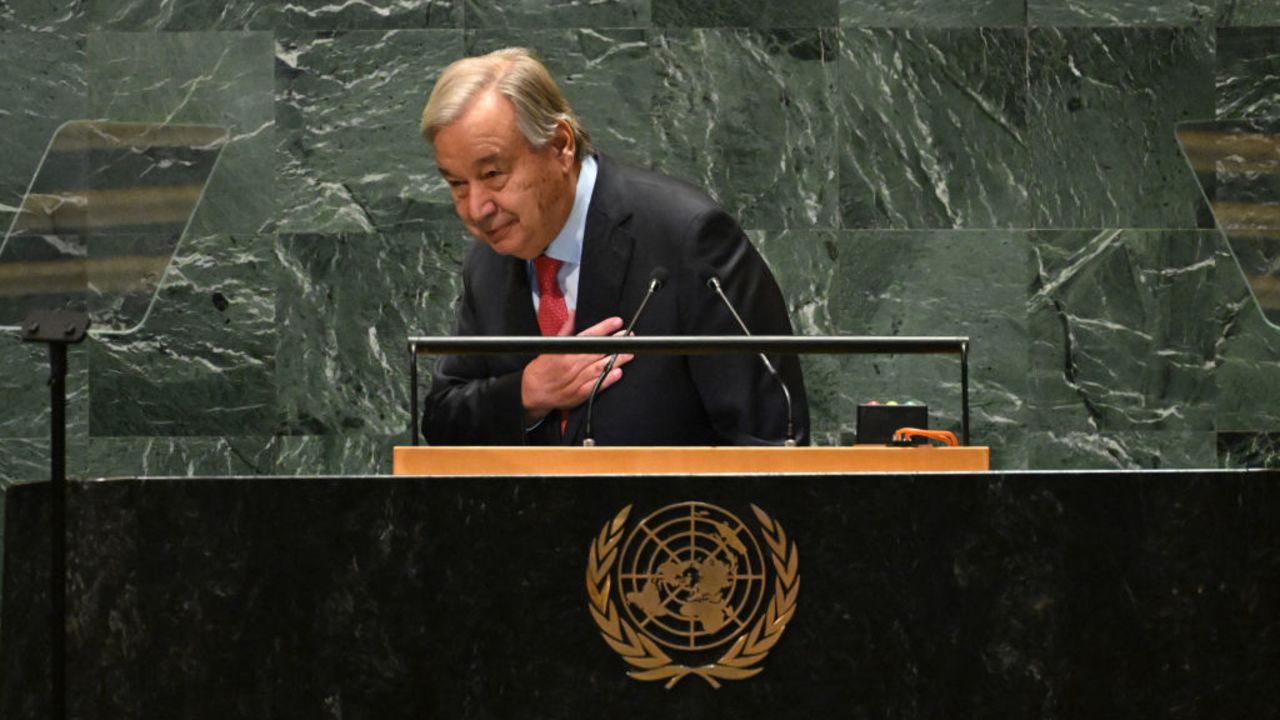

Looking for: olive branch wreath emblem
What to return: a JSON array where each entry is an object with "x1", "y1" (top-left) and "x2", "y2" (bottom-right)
[{"x1": 585, "y1": 504, "x2": 800, "y2": 689}]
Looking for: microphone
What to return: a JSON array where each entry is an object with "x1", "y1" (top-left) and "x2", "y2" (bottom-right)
[
  {"x1": 582, "y1": 266, "x2": 669, "y2": 446},
  {"x1": 703, "y1": 272, "x2": 797, "y2": 447}
]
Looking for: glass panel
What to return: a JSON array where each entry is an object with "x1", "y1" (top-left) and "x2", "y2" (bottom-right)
[
  {"x1": 0, "y1": 120, "x2": 227, "y2": 334},
  {"x1": 1177, "y1": 118, "x2": 1280, "y2": 328}
]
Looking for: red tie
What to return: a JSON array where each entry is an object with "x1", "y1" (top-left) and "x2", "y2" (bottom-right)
[
  {"x1": 533, "y1": 255, "x2": 568, "y2": 335},
  {"x1": 533, "y1": 255, "x2": 569, "y2": 435}
]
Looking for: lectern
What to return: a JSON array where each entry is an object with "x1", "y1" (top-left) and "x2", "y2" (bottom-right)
[{"x1": 5, "y1": 466, "x2": 1277, "y2": 718}]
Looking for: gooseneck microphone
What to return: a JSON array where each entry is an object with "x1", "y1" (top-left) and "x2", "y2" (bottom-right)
[
  {"x1": 582, "y1": 266, "x2": 669, "y2": 446},
  {"x1": 704, "y1": 273, "x2": 797, "y2": 447}
]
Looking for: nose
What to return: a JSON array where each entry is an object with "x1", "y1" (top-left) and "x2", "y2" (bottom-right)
[{"x1": 467, "y1": 183, "x2": 496, "y2": 222}]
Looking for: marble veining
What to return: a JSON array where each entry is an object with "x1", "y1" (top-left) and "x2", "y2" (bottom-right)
[
  {"x1": 1028, "y1": 0, "x2": 1216, "y2": 27},
  {"x1": 87, "y1": 233, "x2": 277, "y2": 436},
  {"x1": 86, "y1": 0, "x2": 462, "y2": 31},
  {"x1": 0, "y1": 5, "x2": 1276, "y2": 490},
  {"x1": 653, "y1": 0, "x2": 837, "y2": 28},
  {"x1": 86, "y1": 436, "x2": 278, "y2": 477},
  {"x1": 466, "y1": 0, "x2": 647, "y2": 29},
  {"x1": 1028, "y1": 229, "x2": 1242, "y2": 432},
  {"x1": 1185, "y1": 123, "x2": 1280, "y2": 330},
  {"x1": 0, "y1": 32, "x2": 86, "y2": 231},
  {"x1": 1218, "y1": 431, "x2": 1280, "y2": 468},
  {"x1": 0, "y1": 438, "x2": 53, "y2": 488},
  {"x1": 275, "y1": 228, "x2": 465, "y2": 437},
  {"x1": 87, "y1": 32, "x2": 277, "y2": 236},
  {"x1": 1215, "y1": 0, "x2": 1280, "y2": 25},
  {"x1": 1027, "y1": 429, "x2": 1219, "y2": 469},
  {"x1": 0, "y1": 0, "x2": 82, "y2": 32},
  {"x1": 274, "y1": 433, "x2": 402, "y2": 474},
  {"x1": 1028, "y1": 27, "x2": 1215, "y2": 229},
  {"x1": 1213, "y1": 300, "x2": 1280, "y2": 430},
  {"x1": 274, "y1": 30, "x2": 463, "y2": 233},
  {"x1": 652, "y1": 28, "x2": 839, "y2": 230},
  {"x1": 840, "y1": 0, "x2": 1025, "y2": 28},
  {"x1": 0, "y1": 340, "x2": 88, "y2": 440},
  {"x1": 838, "y1": 28, "x2": 1030, "y2": 229},
  {"x1": 1216, "y1": 28, "x2": 1280, "y2": 119},
  {"x1": 756, "y1": 229, "x2": 1032, "y2": 462}
]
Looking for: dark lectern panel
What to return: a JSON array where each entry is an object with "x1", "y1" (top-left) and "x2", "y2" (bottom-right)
[{"x1": 3, "y1": 471, "x2": 1279, "y2": 719}]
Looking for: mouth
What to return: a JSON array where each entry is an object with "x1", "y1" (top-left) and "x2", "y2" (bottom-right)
[{"x1": 485, "y1": 219, "x2": 516, "y2": 243}]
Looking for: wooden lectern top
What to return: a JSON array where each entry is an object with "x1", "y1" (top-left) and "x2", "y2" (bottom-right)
[{"x1": 393, "y1": 445, "x2": 989, "y2": 476}]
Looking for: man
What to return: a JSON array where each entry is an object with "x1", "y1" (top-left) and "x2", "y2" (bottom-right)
[{"x1": 420, "y1": 47, "x2": 808, "y2": 446}]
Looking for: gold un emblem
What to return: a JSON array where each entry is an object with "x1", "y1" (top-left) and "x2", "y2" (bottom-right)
[{"x1": 586, "y1": 502, "x2": 800, "y2": 688}]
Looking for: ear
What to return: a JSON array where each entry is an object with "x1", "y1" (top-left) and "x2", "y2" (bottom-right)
[{"x1": 550, "y1": 119, "x2": 576, "y2": 169}]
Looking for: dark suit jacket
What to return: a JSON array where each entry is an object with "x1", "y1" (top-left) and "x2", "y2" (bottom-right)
[{"x1": 422, "y1": 153, "x2": 809, "y2": 446}]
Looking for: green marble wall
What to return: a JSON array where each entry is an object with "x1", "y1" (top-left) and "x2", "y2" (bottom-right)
[{"x1": 2, "y1": 0, "x2": 1279, "y2": 508}]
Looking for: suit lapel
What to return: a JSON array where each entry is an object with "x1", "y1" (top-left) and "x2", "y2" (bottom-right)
[
  {"x1": 502, "y1": 254, "x2": 539, "y2": 337},
  {"x1": 574, "y1": 154, "x2": 635, "y2": 330},
  {"x1": 565, "y1": 154, "x2": 635, "y2": 443},
  {"x1": 499, "y1": 253, "x2": 569, "y2": 444}
]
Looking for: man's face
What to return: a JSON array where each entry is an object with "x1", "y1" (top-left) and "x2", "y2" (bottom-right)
[{"x1": 433, "y1": 91, "x2": 576, "y2": 261}]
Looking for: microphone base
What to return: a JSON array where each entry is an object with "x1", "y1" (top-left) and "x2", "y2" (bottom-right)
[{"x1": 582, "y1": 438, "x2": 596, "y2": 447}]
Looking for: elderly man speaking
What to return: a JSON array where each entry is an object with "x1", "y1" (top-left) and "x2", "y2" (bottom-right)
[{"x1": 420, "y1": 47, "x2": 808, "y2": 447}]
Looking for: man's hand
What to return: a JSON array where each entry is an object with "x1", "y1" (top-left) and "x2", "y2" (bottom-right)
[{"x1": 521, "y1": 313, "x2": 634, "y2": 424}]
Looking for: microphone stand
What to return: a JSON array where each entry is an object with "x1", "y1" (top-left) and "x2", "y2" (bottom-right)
[
  {"x1": 583, "y1": 270, "x2": 667, "y2": 446},
  {"x1": 706, "y1": 277, "x2": 797, "y2": 447},
  {"x1": 19, "y1": 308, "x2": 89, "y2": 720}
]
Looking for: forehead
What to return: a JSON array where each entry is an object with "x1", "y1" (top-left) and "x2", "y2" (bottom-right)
[{"x1": 433, "y1": 91, "x2": 529, "y2": 174}]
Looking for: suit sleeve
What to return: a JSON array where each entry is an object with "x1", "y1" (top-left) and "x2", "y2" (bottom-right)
[
  {"x1": 678, "y1": 209, "x2": 810, "y2": 446},
  {"x1": 421, "y1": 268, "x2": 531, "y2": 446}
]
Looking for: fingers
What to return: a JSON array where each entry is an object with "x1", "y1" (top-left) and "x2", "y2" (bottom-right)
[
  {"x1": 521, "y1": 316, "x2": 634, "y2": 415},
  {"x1": 572, "y1": 353, "x2": 635, "y2": 396},
  {"x1": 524, "y1": 351, "x2": 626, "y2": 416},
  {"x1": 556, "y1": 310, "x2": 576, "y2": 337},
  {"x1": 579, "y1": 353, "x2": 634, "y2": 382},
  {"x1": 579, "y1": 367, "x2": 623, "y2": 396}
]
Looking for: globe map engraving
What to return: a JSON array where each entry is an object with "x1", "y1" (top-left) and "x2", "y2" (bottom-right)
[{"x1": 617, "y1": 502, "x2": 768, "y2": 651}]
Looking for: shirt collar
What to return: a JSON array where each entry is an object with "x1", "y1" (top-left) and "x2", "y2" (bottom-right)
[{"x1": 540, "y1": 155, "x2": 597, "y2": 266}]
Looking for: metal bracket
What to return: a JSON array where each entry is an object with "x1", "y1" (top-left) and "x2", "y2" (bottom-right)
[{"x1": 20, "y1": 309, "x2": 91, "y2": 345}]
